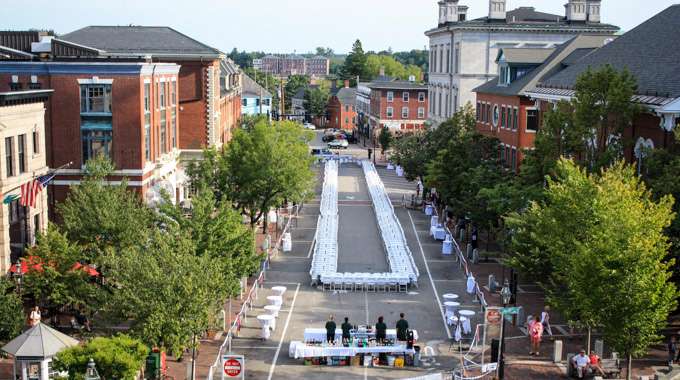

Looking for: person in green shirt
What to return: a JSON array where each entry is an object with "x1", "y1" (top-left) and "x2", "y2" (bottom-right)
[
  {"x1": 325, "y1": 315, "x2": 337, "y2": 344},
  {"x1": 375, "y1": 316, "x2": 387, "y2": 343},
  {"x1": 396, "y1": 312, "x2": 409, "y2": 341},
  {"x1": 341, "y1": 317, "x2": 352, "y2": 343}
]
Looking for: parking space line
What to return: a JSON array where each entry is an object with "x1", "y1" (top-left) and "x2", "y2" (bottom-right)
[
  {"x1": 407, "y1": 210, "x2": 452, "y2": 340},
  {"x1": 306, "y1": 236, "x2": 316, "y2": 258},
  {"x1": 267, "y1": 283, "x2": 300, "y2": 380}
]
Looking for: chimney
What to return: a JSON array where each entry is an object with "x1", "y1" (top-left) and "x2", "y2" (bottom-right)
[
  {"x1": 438, "y1": 1, "x2": 447, "y2": 25},
  {"x1": 489, "y1": 0, "x2": 506, "y2": 21},
  {"x1": 445, "y1": 0, "x2": 460, "y2": 23},
  {"x1": 344, "y1": 80, "x2": 350, "y2": 88},
  {"x1": 566, "y1": 0, "x2": 587, "y2": 22},
  {"x1": 586, "y1": 0, "x2": 601, "y2": 23},
  {"x1": 379, "y1": 66, "x2": 385, "y2": 76},
  {"x1": 331, "y1": 78, "x2": 338, "y2": 88}
]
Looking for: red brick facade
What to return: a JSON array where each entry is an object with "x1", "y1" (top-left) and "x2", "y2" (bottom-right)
[{"x1": 368, "y1": 86, "x2": 428, "y2": 137}]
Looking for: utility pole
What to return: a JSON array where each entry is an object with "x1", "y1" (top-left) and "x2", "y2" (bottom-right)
[
  {"x1": 280, "y1": 77, "x2": 285, "y2": 121},
  {"x1": 259, "y1": 86, "x2": 263, "y2": 115}
]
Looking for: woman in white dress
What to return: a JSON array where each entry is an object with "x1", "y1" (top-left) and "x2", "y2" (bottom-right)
[{"x1": 29, "y1": 306, "x2": 41, "y2": 326}]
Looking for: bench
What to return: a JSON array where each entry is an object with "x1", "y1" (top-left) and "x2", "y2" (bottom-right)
[
  {"x1": 70, "y1": 317, "x2": 84, "y2": 330},
  {"x1": 569, "y1": 357, "x2": 621, "y2": 379}
]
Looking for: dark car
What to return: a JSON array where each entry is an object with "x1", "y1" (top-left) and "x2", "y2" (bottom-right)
[
  {"x1": 311, "y1": 148, "x2": 331, "y2": 155},
  {"x1": 322, "y1": 135, "x2": 335, "y2": 143},
  {"x1": 346, "y1": 135, "x2": 358, "y2": 144}
]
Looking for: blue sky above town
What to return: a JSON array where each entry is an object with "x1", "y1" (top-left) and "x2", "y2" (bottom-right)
[{"x1": 3, "y1": 0, "x2": 676, "y2": 54}]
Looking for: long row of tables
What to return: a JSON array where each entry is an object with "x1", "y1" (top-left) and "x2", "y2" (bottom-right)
[{"x1": 290, "y1": 341, "x2": 415, "y2": 359}]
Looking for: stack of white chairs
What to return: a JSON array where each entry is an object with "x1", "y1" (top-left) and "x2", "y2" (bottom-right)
[{"x1": 310, "y1": 161, "x2": 340, "y2": 284}]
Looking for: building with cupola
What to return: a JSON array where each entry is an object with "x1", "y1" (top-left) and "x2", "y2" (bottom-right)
[{"x1": 425, "y1": 0, "x2": 618, "y2": 126}]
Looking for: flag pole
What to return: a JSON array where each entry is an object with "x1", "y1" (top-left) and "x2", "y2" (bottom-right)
[{"x1": 1, "y1": 161, "x2": 73, "y2": 197}]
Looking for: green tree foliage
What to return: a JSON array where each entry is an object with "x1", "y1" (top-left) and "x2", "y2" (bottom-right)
[
  {"x1": 54, "y1": 334, "x2": 149, "y2": 380},
  {"x1": 0, "y1": 276, "x2": 23, "y2": 354},
  {"x1": 283, "y1": 75, "x2": 310, "y2": 113},
  {"x1": 377, "y1": 127, "x2": 393, "y2": 152},
  {"x1": 521, "y1": 63, "x2": 643, "y2": 181},
  {"x1": 506, "y1": 160, "x2": 677, "y2": 379},
  {"x1": 303, "y1": 82, "x2": 331, "y2": 120},
  {"x1": 57, "y1": 155, "x2": 154, "y2": 255},
  {"x1": 315, "y1": 47, "x2": 334, "y2": 56},
  {"x1": 158, "y1": 188, "x2": 258, "y2": 296},
  {"x1": 388, "y1": 136, "x2": 428, "y2": 182},
  {"x1": 100, "y1": 230, "x2": 224, "y2": 357},
  {"x1": 364, "y1": 55, "x2": 422, "y2": 82},
  {"x1": 187, "y1": 120, "x2": 316, "y2": 229},
  {"x1": 339, "y1": 39, "x2": 367, "y2": 86},
  {"x1": 22, "y1": 226, "x2": 98, "y2": 323},
  {"x1": 392, "y1": 49, "x2": 430, "y2": 72},
  {"x1": 227, "y1": 48, "x2": 266, "y2": 69}
]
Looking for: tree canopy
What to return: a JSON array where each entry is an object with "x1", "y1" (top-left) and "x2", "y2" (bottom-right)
[
  {"x1": 283, "y1": 75, "x2": 310, "y2": 113},
  {"x1": 303, "y1": 82, "x2": 331, "y2": 120},
  {"x1": 0, "y1": 276, "x2": 23, "y2": 354},
  {"x1": 339, "y1": 39, "x2": 367, "y2": 86}
]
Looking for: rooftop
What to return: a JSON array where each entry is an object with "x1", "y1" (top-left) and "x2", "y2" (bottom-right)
[{"x1": 242, "y1": 74, "x2": 272, "y2": 98}]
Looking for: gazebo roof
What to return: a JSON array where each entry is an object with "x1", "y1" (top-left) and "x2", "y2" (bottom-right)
[{"x1": 2, "y1": 323, "x2": 79, "y2": 360}]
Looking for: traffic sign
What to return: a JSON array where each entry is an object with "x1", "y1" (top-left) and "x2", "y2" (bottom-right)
[
  {"x1": 221, "y1": 355, "x2": 244, "y2": 379},
  {"x1": 504, "y1": 314, "x2": 513, "y2": 323},
  {"x1": 500, "y1": 307, "x2": 519, "y2": 315},
  {"x1": 486, "y1": 309, "x2": 501, "y2": 324}
]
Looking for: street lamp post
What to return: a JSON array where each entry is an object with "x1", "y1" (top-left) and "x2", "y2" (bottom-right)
[
  {"x1": 14, "y1": 259, "x2": 22, "y2": 298},
  {"x1": 84, "y1": 358, "x2": 101, "y2": 380},
  {"x1": 498, "y1": 280, "x2": 512, "y2": 379}
]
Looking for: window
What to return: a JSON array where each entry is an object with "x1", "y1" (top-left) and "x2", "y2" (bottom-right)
[
  {"x1": 5, "y1": 137, "x2": 13, "y2": 177},
  {"x1": 352, "y1": 106, "x2": 355, "y2": 112},
  {"x1": 242, "y1": 99, "x2": 247, "y2": 106},
  {"x1": 17, "y1": 134, "x2": 25, "y2": 173},
  {"x1": 256, "y1": 98, "x2": 260, "y2": 106},
  {"x1": 481, "y1": 103, "x2": 485, "y2": 123},
  {"x1": 8, "y1": 83, "x2": 22, "y2": 91},
  {"x1": 161, "y1": 110, "x2": 166, "y2": 154},
  {"x1": 477, "y1": 101, "x2": 481, "y2": 121},
  {"x1": 32, "y1": 131, "x2": 39, "y2": 154},
  {"x1": 513, "y1": 108, "x2": 518, "y2": 131},
  {"x1": 345, "y1": 118, "x2": 349, "y2": 125},
  {"x1": 345, "y1": 105, "x2": 349, "y2": 112},
  {"x1": 501, "y1": 143, "x2": 506, "y2": 162},
  {"x1": 454, "y1": 44, "x2": 461, "y2": 74},
  {"x1": 486, "y1": 103, "x2": 491, "y2": 124},
  {"x1": 419, "y1": 92, "x2": 425, "y2": 102},
  {"x1": 82, "y1": 129, "x2": 113, "y2": 163},
  {"x1": 171, "y1": 81, "x2": 176, "y2": 106},
  {"x1": 386, "y1": 107, "x2": 393, "y2": 118},
  {"x1": 28, "y1": 83, "x2": 42, "y2": 90},
  {"x1": 499, "y1": 66, "x2": 508, "y2": 85},
  {"x1": 418, "y1": 107, "x2": 425, "y2": 118},
  {"x1": 160, "y1": 82, "x2": 166, "y2": 109},
  {"x1": 402, "y1": 107, "x2": 409, "y2": 118},
  {"x1": 403, "y1": 92, "x2": 409, "y2": 102},
  {"x1": 501, "y1": 106, "x2": 506, "y2": 128},
  {"x1": 526, "y1": 109, "x2": 538, "y2": 132},
  {"x1": 387, "y1": 92, "x2": 394, "y2": 102},
  {"x1": 352, "y1": 117, "x2": 355, "y2": 125},
  {"x1": 144, "y1": 84, "x2": 150, "y2": 113},
  {"x1": 80, "y1": 85, "x2": 112, "y2": 113},
  {"x1": 507, "y1": 107, "x2": 512, "y2": 130},
  {"x1": 446, "y1": 46, "x2": 450, "y2": 72},
  {"x1": 512, "y1": 147, "x2": 517, "y2": 171},
  {"x1": 506, "y1": 146, "x2": 511, "y2": 166},
  {"x1": 144, "y1": 124, "x2": 150, "y2": 162}
]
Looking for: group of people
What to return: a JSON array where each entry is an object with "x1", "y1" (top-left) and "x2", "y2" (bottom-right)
[
  {"x1": 324, "y1": 313, "x2": 409, "y2": 344},
  {"x1": 28, "y1": 305, "x2": 91, "y2": 332},
  {"x1": 526, "y1": 306, "x2": 555, "y2": 355}
]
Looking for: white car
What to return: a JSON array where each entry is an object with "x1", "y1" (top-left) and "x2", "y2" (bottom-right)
[
  {"x1": 303, "y1": 123, "x2": 316, "y2": 130},
  {"x1": 328, "y1": 139, "x2": 349, "y2": 149}
]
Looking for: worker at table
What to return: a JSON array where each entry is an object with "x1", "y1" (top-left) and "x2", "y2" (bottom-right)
[
  {"x1": 341, "y1": 317, "x2": 352, "y2": 343},
  {"x1": 325, "y1": 315, "x2": 337, "y2": 344},
  {"x1": 375, "y1": 316, "x2": 387, "y2": 343},
  {"x1": 396, "y1": 312, "x2": 409, "y2": 341}
]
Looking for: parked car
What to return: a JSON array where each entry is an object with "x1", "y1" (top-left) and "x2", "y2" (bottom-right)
[
  {"x1": 322, "y1": 135, "x2": 335, "y2": 143},
  {"x1": 324, "y1": 128, "x2": 337, "y2": 135},
  {"x1": 303, "y1": 123, "x2": 316, "y2": 130},
  {"x1": 333, "y1": 134, "x2": 347, "y2": 140},
  {"x1": 311, "y1": 148, "x2": 331, "y2": 155},
  {"x1": 346, "y1": 135, "x2": 358, "y2": 144},
  {"x1": 328, "y1": 139, "x2": 349, "y2": 149}
]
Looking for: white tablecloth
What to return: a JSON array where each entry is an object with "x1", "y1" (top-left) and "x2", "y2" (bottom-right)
[
  {"x1": 272, "y1": 286, "x2": 287, "y2": 297},
  {"x1": 282, "y1": 233, "x2": 292, "y2": 252},
  {"x1": 425, "y1": 205, "x2": 434, "y2": 216},
  {"x1": 387, "y1": 163, "x2": 394, "y2": 170},
  {"x1": 442, "y1": 240, "x2": 453, "y2": 254},
  {"x1": 267, "y1": 295, "x2": 283, "y2": 306},
  {"x1": 443, "y1": 294, "x2": 459, "y2": 303},
  {"x1": 430, "y1": 215, "x2": 439, "y2": 227},
  {"x1": 467, "y1": 276, "x2": 476, "y2": 294},
  {"x1": 303, "y1": 328, "x2": 397, "y2": 341},
  {"x1": 459, "y1": 310, "x2": 475, "y2": 334},
  {"x1": 396, "y1": 168, "x2": 404, "y2": 177},
  {"x1": 268, "y1": 210, "x2": 277, "y2": 224},
  {"x1": 430, "y1": 226, "x2": 446, "y2": 240},
  {"x1": 293, "y1": 343, "x2": 415, "y2": 359},
  {"x1": 258, "y1": 315, "x2": 274, "y2": 339},
  {"x1": 444, "y1": 301, "x2": 460, "y2": 325},
  {"x1": 264, "y1": 305, "x2": 280, "y2": 318}
]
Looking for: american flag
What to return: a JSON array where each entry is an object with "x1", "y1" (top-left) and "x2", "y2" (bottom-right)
[{"x1": 20, "y1": 174, "x2": 54, "y2": 208}]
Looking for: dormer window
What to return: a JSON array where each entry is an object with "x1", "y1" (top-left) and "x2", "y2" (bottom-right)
[{"x1": 498, "y1": 64, "x2": 535, "y2": 86}]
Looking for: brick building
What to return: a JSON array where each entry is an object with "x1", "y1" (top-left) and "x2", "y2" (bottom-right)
[
  {"x1": 473, "y1": 35, "x2": 609, "y2": 172},
  {"x1": 523, "y1": 5, "x2": 680, "y2": 172},
  {"x1": 252, "y1": 55, "x2": 329, "y2": 77},
  {"x1": 327, "y1": 81, "x2": 357, "y2": 130},
  {"x1": 0, "y1": 90, "x2": 52, "y2": 273},
  {"x1": 366, "y1": 77, "x2": 429, "y2": 143},
  {"x1": 306, "y1": 56, "x2": 330, "y2": 77},
  {"x1": 260, "y1": 55, "x2": 280, "y2": 74},
  {"x1": 425, "y1": 0, "x2": 618, "y2": 126},
  {"x1": 281, "y1": 54, "x2": 306, "y2": 77}
]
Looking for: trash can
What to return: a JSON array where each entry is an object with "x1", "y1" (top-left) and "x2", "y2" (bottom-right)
[
  {"x1": 145, "y1": 352, "x2": 159, "y2": 378},
  {"x1": 413, "y1": 345, "x2": 421, "y2": 366}
]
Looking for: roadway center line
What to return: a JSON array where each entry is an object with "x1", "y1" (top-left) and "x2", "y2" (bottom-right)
[
  {"x1": 267, "y1": 283, "x2": 300, "y2": 380},
  {"x1": 407, "y1": 210, "x2": 452, "y2": 340}
]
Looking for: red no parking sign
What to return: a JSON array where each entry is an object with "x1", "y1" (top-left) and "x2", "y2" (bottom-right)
[{"x1": 221, "y1": 355, "x2": 244, "y2": 379}]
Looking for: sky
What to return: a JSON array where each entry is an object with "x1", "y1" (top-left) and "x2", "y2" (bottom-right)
[{"x1": 2, "y1": 0, "x2": 677, "y2": 54}]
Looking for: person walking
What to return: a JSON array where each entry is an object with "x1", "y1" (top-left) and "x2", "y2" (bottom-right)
[
  {"x1": 670, "y1": 336, "x2": 678, "y2": 365},
  {"x1": 368, "y1": 148, "x2": 372, "y2": 160},
  {"x1": 396, "y1": 313, "x2": 409, "y2": 341},
  {"x1": 541, "y1": 306, "x2": 554, "y2": 341},
  {"x1": 375, "y1": 316, "x2": 387, "y2": 343},
  {"x1": 325, "y1": 315, "x2": 337, "y2": 344},
  {"x1": 527, "y1": 315, "x2": 543, "y2": 355},
  {"x1": 341, "y1": 317, "x2": 352, "y2": 343},
  {"x1": 29, "y1": 306, "x2": 41, "y2": 326}
]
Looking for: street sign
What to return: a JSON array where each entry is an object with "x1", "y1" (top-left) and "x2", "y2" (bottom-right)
[
  {"x1": 500, "y1": 307, "x2": 519, "y2": 315},
  {"x1": 504, "y1": 314, "x2": 513, "y2": 323},
  {"x1": 221, "y1": 355, "x2": 244, "y2": 379},
  {"x1": 482, "y1": 362, "x2": 498, "y2": 372},
  {"x1": 486, "y1": 309, "x2": 501, "y2": 324}
]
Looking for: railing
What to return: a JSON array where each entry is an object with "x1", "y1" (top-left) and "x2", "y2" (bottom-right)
[
  {"x1": 206, "y1": 205, "x2": 300, "y2": 379},
  {"x1": 431, "y1": 206, "x2": 488, "y2": 312}
]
